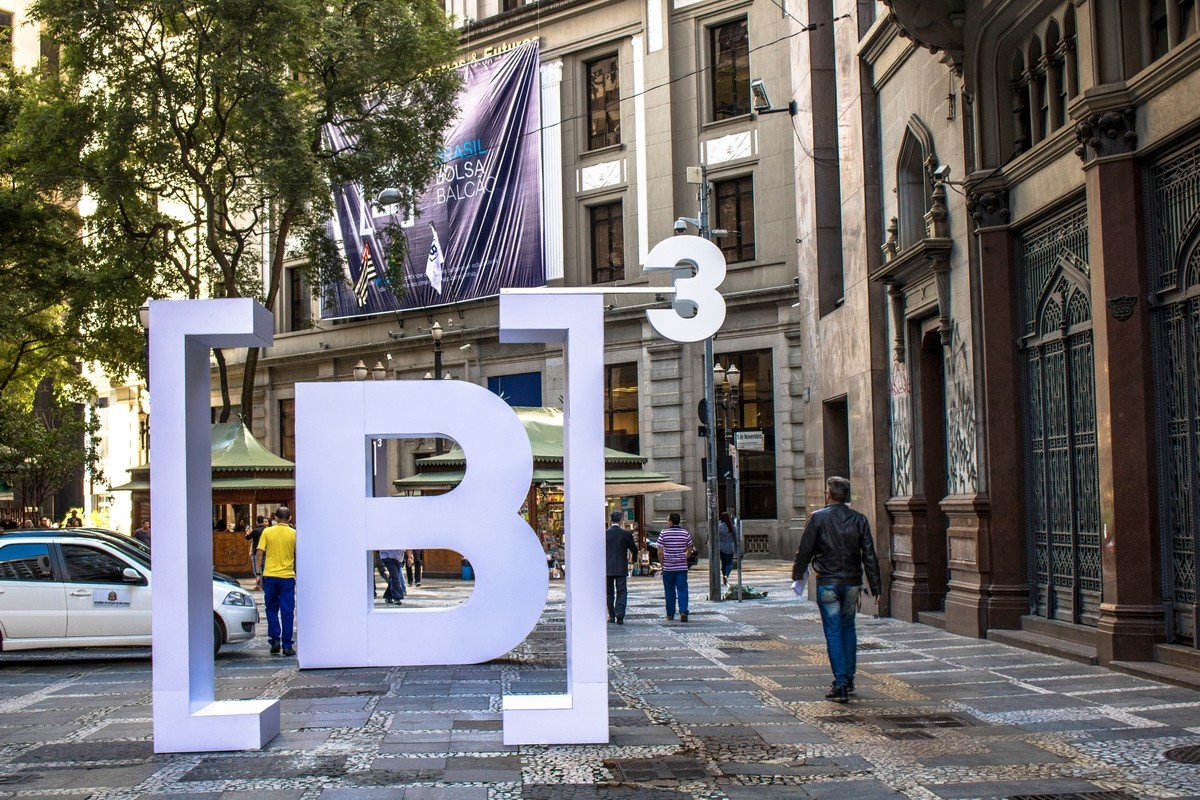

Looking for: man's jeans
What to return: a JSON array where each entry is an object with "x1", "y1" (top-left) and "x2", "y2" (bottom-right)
[
  {"x1": 816, "y1": 583, "x2": 860, "y2": 687},
  {"x1": 661, "y1": 569, "x2": 689, "y2": 617},
  {"x1": 263, "y1": 576, "x2": 296, "y2": 649},
  {"x1": 606, "y1": 574, "x2": 629, "y2": 620}
]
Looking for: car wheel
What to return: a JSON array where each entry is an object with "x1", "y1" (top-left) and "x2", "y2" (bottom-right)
[{"x1": 213, "y1": 616, "x2": 224, "y2": 657}]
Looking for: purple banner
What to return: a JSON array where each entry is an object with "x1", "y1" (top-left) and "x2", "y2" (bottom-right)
[{"x1": 322, "y1": 42, "x2": 544, "y2": 318}]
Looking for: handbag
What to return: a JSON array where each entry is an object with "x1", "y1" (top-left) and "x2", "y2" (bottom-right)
[{"x1": 686, "y1": 544, "x2": 698, "y2": 567}]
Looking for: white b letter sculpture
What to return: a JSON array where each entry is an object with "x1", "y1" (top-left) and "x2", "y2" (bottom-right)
[{"x1": 295, "y1": 379, "x2": 548, "y2": 666}]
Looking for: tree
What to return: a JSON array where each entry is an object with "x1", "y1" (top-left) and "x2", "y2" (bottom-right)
[
  {"x1": 0, "y1": 388, "x2": 102, "y2": 521},
  {"x1": 32, "y1": 0, "x2": 464, "y2": 429},
  {"x1": 1, "y1": 69, "x2": 147, "y2": 404}
]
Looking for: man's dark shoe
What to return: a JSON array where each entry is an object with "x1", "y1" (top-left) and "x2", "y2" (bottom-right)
[
  {"x1": 847, "y1": 678, "x2": 855, "y2": 694},
  {"x1": 616, "y1": 618, "x2": 624, "y2": 625},
  {"x1": 608, "y1": 615, "x2": 616, "y2": 623},
  {"x1": 666, "y1": 614, "x2": 674, "y2": 620},
  {"x1": 282, "y1": 647, "x2": 296, "y2": 657},
  {"x1": 825, "y1": 685, "x2": 849, "y2": 703},
  {"x1": 269, "y1": 639, "x2": 280, "y2": 654},
  {"x1": 680, "y1": 612, "x2": 689, "y2": 622}
]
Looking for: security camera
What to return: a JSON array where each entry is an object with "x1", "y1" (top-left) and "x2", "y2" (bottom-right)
[
  {"x1": 750, "y1": 78, "x2": 771, "y2": 112},
  {"x1": 673, "y1": 218, "x2": 688, "y2": 234},
  {"x1": 932, "y1": 164, "x2": 951, "y2": 181},
  {"x1": 459, "y1": 343, "x2": 472, "y2": 352}
]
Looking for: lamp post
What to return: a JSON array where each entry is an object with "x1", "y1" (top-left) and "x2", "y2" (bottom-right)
[
  {"x1": 714, "y1": 362, "x2": 742, "y2": 599},
  {"x1": 676, "y1": 163, "x2": 726, "y2": 602},
  {"x1": 431, "y1": 322, "x2": 445, "y2": 454},
  {"x1": 354, "y1": 359, "x2": 389, "y2": 497}
]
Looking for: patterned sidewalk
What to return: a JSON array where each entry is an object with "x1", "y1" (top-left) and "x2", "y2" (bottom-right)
[{"x1": 1, "y1": 560, "x2": 1198, "y2": 799}]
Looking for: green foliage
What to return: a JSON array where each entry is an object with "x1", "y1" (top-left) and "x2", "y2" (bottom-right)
[
  {"x1": 0, "y1": 393, "x2": 102, "y2": 515},
  {"x1": 28, "y1": 0, "x2": 464, "y2": 426}
]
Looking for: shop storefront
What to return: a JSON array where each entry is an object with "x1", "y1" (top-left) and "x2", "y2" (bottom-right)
[{"x1": 111, "y1": 422, "x2": 294, "y2": 576}]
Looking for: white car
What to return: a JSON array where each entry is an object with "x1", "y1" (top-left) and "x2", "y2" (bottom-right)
[{"x1": 0, "y1": 529, "x2": 257, "y2": 656}]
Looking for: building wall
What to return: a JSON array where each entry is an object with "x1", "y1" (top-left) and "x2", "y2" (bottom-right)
[{"x1": 224, "y1": 0, "x2": 807, "y2": 556}]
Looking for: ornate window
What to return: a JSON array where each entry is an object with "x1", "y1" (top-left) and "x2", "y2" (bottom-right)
[
  {"x1": 1001, "y1": 7, "x2": 1080, "y2": 163},
  {"x1": 897, "y1": 122, "x2": 934, "y2": 250},
  {"x1": 709, "y1": 18, "x2": 750, "y2": 121},
  {"x1": 1029, "y1": 36, "x2": 1048, "y2": 144},
  {"x1": 589, "y1": 201, "x2": 624, "y2": 283},
  {"x1": 585, "y1": 55, "x2": 620, "y2": 151}
]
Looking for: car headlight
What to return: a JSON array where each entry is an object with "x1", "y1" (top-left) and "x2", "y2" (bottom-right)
[{"x1": 222, "y1": 591, "x2": 254, "y2": 607}]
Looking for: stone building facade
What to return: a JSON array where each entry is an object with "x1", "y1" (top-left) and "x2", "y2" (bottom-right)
[
  {"x1": 852, "y1": 0, "x2": 1200, "y2": 669},
  {"x1": 224, "y1": 0, "x2": 811, "y2": 556}
]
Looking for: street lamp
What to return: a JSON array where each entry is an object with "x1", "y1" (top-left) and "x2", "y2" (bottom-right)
[
  {"x1": 431, "y1": 321, "x2": 445, "y2": 454},
  {"x1": 714, "y1": 362, "x2": 743, "y2": 599},
  {"x1": 138, "y1": 297, "x2": 153, "y2": 384},
  {"x1": 372, "y1": 361, "x2": 387, "y2": 381},
  {"x1": 352, "y1": 360, "x2": 368, "y2": 381},
  {"x1": 677, "y1": 163, "x2": 726, "y2": 602}
]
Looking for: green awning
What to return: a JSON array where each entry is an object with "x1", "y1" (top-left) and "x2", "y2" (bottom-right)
[
  {"x1": 394, "y1": 407, "x2": 686, "y2": 496},
  {"x1": 111, "y1": 422, "x2": 294, "y2": 492},
  {"x1": 110, "y1": 476, "x2": 295, "y2": 492}
]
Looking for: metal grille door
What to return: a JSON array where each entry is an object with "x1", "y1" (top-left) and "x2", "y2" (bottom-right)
[
  {"x1": 1147, "y1": 145, "x2": 1200, "y2": 646},
  {"x1": 1019, "y1": 208, "x2": 1102, "y2": 626}
]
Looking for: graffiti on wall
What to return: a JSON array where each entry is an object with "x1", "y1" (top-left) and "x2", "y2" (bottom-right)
[
  {"x1": 944, "y1": 321, "x2": 979, "y2": 494},
  {"x1": 889, "y1": 356, "x2": 914, "y2": 497}
]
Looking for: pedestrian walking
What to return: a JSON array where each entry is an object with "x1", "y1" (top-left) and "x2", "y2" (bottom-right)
[
  {"x1": 406, "y1": 549, "x2": 424, "y2": 586},
  {"x1": 605, "y1": 510, "x2": 639, "y2": 624},
  {"x1": 717, "y1": 511, "x2": 740, "y2": 586},
  {"x1": 257, "y1": 506, "x2": 298, "y2": 657},
  {"x1": 132, "y1": 519, "x2": 151, "y2": 548},
  {"x1": 791, "y1": 476, "x2": 882, "y2": 704},
  {"x1": 657, "y1": 513, "x2": 695, "y2": 622},
  {"x1": 246, "y1": 516, "x2": 266, "y2": 590},
  {"x1": 379, "y1": 549, "x2": 406, "y2": 604}
]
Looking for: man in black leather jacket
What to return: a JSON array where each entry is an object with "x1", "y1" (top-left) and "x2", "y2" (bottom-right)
[{"x1": 792, "y1": 476, "x2": 882, "y2": 703}]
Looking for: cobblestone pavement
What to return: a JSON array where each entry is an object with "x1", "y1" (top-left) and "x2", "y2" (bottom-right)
[{"x1": 2, "y1": 561, "x2": 1199, "y2": 799}]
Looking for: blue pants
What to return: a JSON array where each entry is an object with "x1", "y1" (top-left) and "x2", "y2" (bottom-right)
[
  {"x1": 381, "y1": 557, "x2": 406, "y2": 601},
  {"x1": 719, "y1": 551, "x2": 734, "y2": 579},
  {"x1": 817, "y1": 583, "x2": 860, "y2": 688},
  {"x1": 661, "y1": 569, "x2": 689, "y2": 617},
  {"x1": 263, "y1": 576, "x2": 296, "y2": 649}
]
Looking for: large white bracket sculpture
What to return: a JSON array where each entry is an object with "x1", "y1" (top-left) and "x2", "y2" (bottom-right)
[
  {"x1": 295, "y1": 378, "x2": 548, "y2": 667},
  {"x1": 499, "y1": 292, "x2": 606, "y2": 744},
  {"x1": 149, "y1": 299, "x2": 281, "y2": 753},
  {"x1": 146, "y1": 239, "x2": 721, "y2": 752}
]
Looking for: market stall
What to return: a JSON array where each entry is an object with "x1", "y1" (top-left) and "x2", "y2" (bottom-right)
[
  {"x1": 110, "y1": 422, "x2": 294, "y2": 576},
  {"x1": 393, "y1": 407, "x2": 687, "y2": 578}
]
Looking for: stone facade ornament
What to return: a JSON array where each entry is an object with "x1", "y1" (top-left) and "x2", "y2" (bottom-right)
[
  {"x1": 967, "y1": 189, "x2": 1010, "y2": 230},
  {"x1": 882, "y1": 0, "x2": 965, "y2": 75},
  {"x1": 1074, "y1": 107, "x2": 1138, "y2": 161},
  {"x1": 1106, "y1": 295, "x2": 1137, "y2": 321}
]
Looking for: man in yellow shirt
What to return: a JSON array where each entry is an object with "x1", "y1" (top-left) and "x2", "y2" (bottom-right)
[{"x1": 256, "y1": 506, "x2": 297, "y2": 656}]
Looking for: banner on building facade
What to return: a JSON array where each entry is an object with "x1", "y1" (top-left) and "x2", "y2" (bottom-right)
[{"x1": 321, "y1": 41, "x2": 544, "y2": 318}]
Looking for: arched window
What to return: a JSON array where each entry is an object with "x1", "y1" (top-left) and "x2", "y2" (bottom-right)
[
  {"x1": 1028, "y1": 37, "x2": 1047, "y2": 143},
  {"x1": 1010, "y1": 51, "x2": 1032, "y2": 157},
  {"x1": 898, "y1": 129, "x2": 931, "y2": 249},
  {"x1": 1046, "y1": 21, "x2": 1066, "y2": 132},
  {"x1": 1064, "y1": 7, "x2": 1080, "y2": 100}
]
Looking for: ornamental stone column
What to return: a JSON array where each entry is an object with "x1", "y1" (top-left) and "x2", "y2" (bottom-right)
[{"x1": 1074, "y1": 101, "x2": 1165, "y2": 664}]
